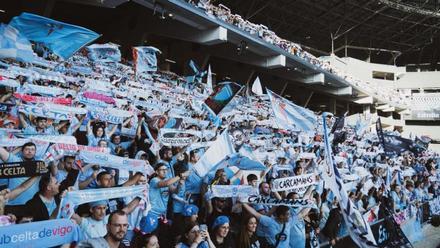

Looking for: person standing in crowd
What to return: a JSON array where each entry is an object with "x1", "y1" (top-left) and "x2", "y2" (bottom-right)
[
  {"x1": 210, "y1": 215, "x2": 236, "y2": 248},
  {"x1": 176, "y1": 221, "x2": 215, "y2": 248},
  {"x1": 236, "y1": 215, "x2": 259, "y2": 248},
  {"x1": 0, "y1": 142, "x2": 41, "y2": 209},
  {"x1": 149, "y1": 162, "x2": 190, "y2": 247},
  {"x1": 242, "y1": 203, "x2": 294, "y2": 248},
  {"x1": 24, "y1": 174, "x2": 61, "y2": 221},
  {"x1": 87, "y1": 120, "x2": 117, "y2": 147},
  {"x1": 77, "y1": 210, "x2": 131, "y2": 248}
]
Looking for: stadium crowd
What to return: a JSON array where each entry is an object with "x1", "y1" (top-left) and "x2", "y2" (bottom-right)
[
  {"x1": 187, "y1": 0, "x2": 408, "y2": 107},
  {"x1": 0, "y1": 12, "x2": 439, "y2": 248}
]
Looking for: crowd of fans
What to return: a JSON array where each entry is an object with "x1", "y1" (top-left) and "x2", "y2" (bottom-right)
[
  {"x1": 186, "y1": 0, "x2": 409, "y2": 107},
  {"x1": 0, "y1": 43, "x2": 438, "y2": 248}
]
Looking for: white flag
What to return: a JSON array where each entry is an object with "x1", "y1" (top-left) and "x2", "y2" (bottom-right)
[
  {"x1": 193, "y1": 130, "x2": 235, "y2": 177},
  {"x1": 251, "y1": 76, "x2": 263, "y2": 95},
  {"x1": 206, "y1": 64, "x2": 213, "y2": 93}
]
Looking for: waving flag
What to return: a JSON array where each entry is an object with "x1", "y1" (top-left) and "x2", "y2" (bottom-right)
[
  {"x1": 376, "y1": 118, "x2": 415, "y2": 156},
  {"x1": 86, "y1": 43, "x2": 121, "y2": 62},
  {"x1": 322, "y1": 113, "x2": 377, "y2": 248},
  {"x1": 188, "y1": 60, "x2": 207, "y2": 84},
  {"x1": 267, "y1": 89, "x2": 316, "y2": 132},
  {"x1": 0, "y1": 24, "x2": 34, "y2": 62},
  {"x1": 133, "y1": 46, "x2": 161, "y2": 75},
  {"x1": 9, "y1": 12, "x2": 99, "y2": 59},
  {"x1": 206, "y1": 64, "x2": 213, "y2": 93},
  {"x1": 204, "y1": 82, "x2": 243, "y2": 115},
  {"x1": 251, "y1": 76, "x2": 263, "y2": 95},
  {"x1": 193, "y1": 130, "x2": 235, "y2": 177}
]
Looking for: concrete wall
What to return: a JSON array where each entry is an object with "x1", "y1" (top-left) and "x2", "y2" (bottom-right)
[{"x1": 396, "y1": 71, "x2": 440, "y2": 89}]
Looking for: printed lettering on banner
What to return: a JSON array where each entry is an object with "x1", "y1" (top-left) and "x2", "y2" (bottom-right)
[{"x1": 271, "y1": 173, "x2": 316, "y2": 192}]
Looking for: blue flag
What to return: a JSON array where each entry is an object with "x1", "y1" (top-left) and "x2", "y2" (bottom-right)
[
  {"x1": 267, "y1": 89, "x2": 316, "y2": 132},
  {"x1": 133, "y1": 46, "x2": 161, "y2": 75},
  {"x1": 188, "y1": 60, "x2": 206, "y2": 84},
  {"x1": 0, "y1": 24, "x2": 34, "y2": 62},
  {"x1": 9, "y1": 12, "x2": 99, "y2": 59}
]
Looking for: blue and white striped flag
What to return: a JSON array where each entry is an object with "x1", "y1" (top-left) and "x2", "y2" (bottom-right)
[
  {"x1": 267, "y1": 89, "x2": 316, "y2": 132},
  {"x1": 0, "y1": 23, "x2": 34, "y2": 62},
  {"x1": 322, "y1": 113, "x2": 377, "y2": 248}
]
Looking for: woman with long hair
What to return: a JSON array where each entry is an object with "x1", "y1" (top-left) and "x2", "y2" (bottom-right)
[
  {"x1": 176, "y1": 221, "x2": 215, "y2": 248},
  {"x1": 236, "y1": 215, "x2": 259, "y2": 248},
  {"x1": 210, "y1": 215, "x2": 236, "y2": 248},
  {"x1": 132, "y1": 233, "x2": 160, "y2": 248}
]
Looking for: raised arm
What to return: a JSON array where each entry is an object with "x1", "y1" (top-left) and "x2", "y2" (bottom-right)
[
  {"x1": 107, "y1": 122, "x2": 118, "y2": 137},
  {"x1": 19, "y1": 112, "x2": 29, "y2": 129},
  {"x1": 6, "y1": 176, "x2": 39, "y2": 200},
  {"x1": 0, "y1": 146, "x2": 10, "y2": 162},
  {"x1": 242, "y1": 202, "x2": 263, "y2": 220},
  {"x1": 122, "y1": 197, "x2": 141, "y2": 214}
]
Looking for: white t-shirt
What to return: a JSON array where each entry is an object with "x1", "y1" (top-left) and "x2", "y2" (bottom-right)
[{"x1": 80, "y1": 215, "x2": 109, "y2": 239}]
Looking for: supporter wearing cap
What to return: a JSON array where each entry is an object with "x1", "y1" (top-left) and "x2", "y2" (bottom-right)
[
  {"x1": 72, "y1": 200, "x2": 110, "y2": 239},
  {"x1": 210, "y1": 215, "x2": 235, "y2": 248},
  {"x1": 0, "y1": 142, "x2": 41, "y2": 206},
  {"x1": 149, "y1": 162, "x2": 190, "y2": 247},
  {"x1": 172, "y1": 204, "x2": 199, "y2": 243}
]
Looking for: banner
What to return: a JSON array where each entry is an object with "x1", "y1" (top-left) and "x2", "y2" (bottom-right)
[
  {"x1": 0, "y1": 219, "x2": 82, "y2": 247},
  {"x1": 0, "y1": 76, "x2": 19, "y2": 88},
  {"x1": 159, "y1": 128, "x2": 201, "y2": 146},
  {"x1": 20, "y1": 135, "x2": 77, "y2": 145},
  {"x1": 204, "y1": 82, "x2": 243, "y2": 115},
  {"x1": 10, "y1": 12, "x2": 99, "y2": 59},
  {"x1": 209, "y1": 185, "x2": 256, "y2": 199},
  {"x1": 82, "y1": 91, "x2": 115, "y2": 104},
  {"x1": 78, "y1": 150, "x2": 154, "y2": 175},
  {"x1": 18, "y1": 104, "x2": 73, "y2": 120},
  {"x1": 193, "y1": 130, "x2": 235, "y2": 177},
  {"x1": 133, "y1": 46, "x2": 161, "y2": 75},
  {"x1": 25, "y1": 84, "x2": 64, "y2": 96},
  {"x1": 0, "y1": 138, "x2": 30, "y2": 147},
  {"x1": 13, "y1": 93, "x2": 72, "y2": 105},
  {"x1": 45, "y1": 143, "x2": 109, "y2": 161},
  {"x1": 241, "y1": 195, "x2": 316, "y2": 208},
  {"x1": 271, "y1": 173, "x2": 316, "y2": 192},
  {"x1": 89, "y1": 107, "x2": 132, "y2": 124},
  {"x1": 86, "y1": 43, "x2": 121, "y2": 63},
  {"x1": 59, "y1": 185, "x2": 147, "y2": 219},
  {"x1": 0, "y1": 160, "x2": 47, "y2": 179},
  {"x1": 77, "y1": 93, "x2": 110, "y2": 108}
]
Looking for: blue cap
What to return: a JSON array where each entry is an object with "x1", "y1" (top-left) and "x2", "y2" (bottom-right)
[
  {"x1": 183, "y1": 204, "x2": 199, "y2": 217},
  {"x1": 140, "y1": 213, "x2": 159, "y2": 234},
  {"x1": 89, "y1": 200, "x2": 108, "y2": 208},
  {"x1": 211, "y1": 215, "x2": 229, "y2": 230}
]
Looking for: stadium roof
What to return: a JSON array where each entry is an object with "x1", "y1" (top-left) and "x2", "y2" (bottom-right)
[{"x1": 214, "y1": 0, "x2": 440, "y2": 68}]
